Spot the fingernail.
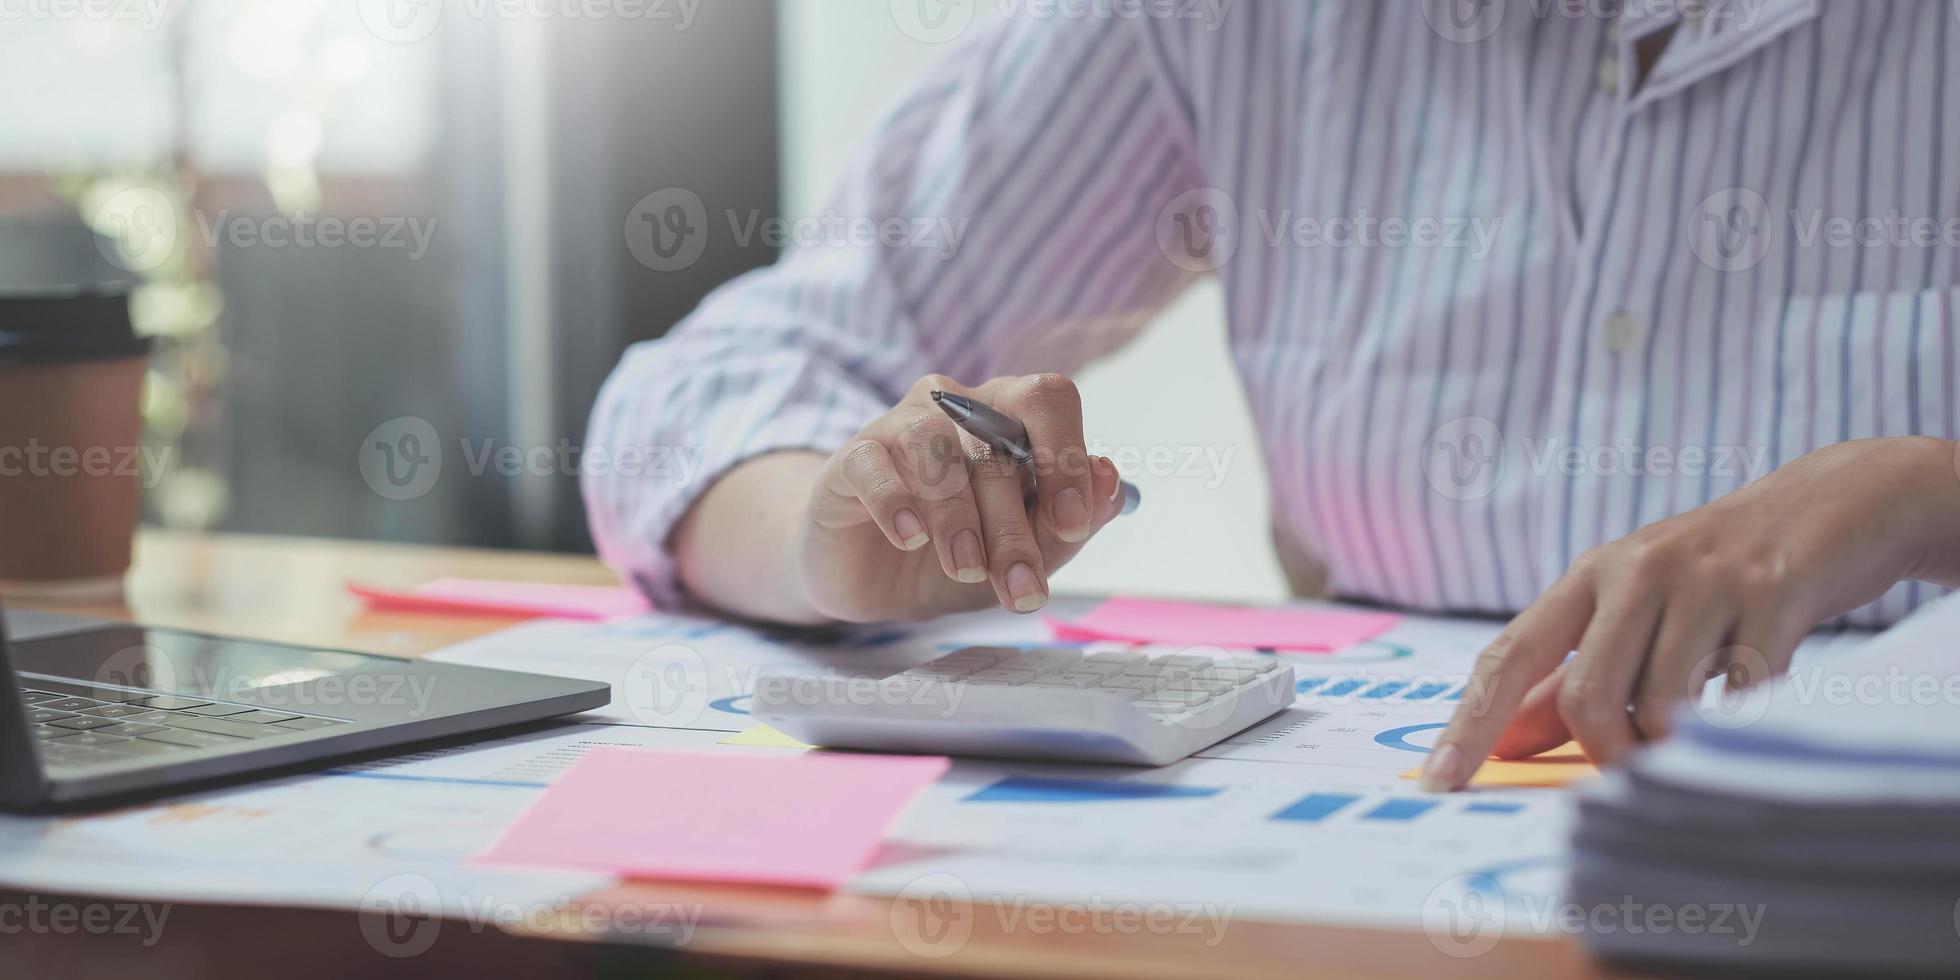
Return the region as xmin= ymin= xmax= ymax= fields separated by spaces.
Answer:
xmin=1054 ymin=489 xmax=1090 ymax=543
xmin=1005 ymin=563 xmax=1046 ymax=612
xmin=894 ymin=510 xmax=928 ymax=551
xmin=1419 ymin=744 xmax=1463 ymax=793
xmin=953 ymin=531 xmax=987 ymax=583
xmin=1098 ymin=457 xmax=1120 ymax=501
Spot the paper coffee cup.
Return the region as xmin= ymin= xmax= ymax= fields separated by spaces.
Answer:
xmin=0 ymin=286 xmax=152 ymax=600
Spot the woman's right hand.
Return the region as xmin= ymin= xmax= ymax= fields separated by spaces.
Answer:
xmin=795 ymin=373 xmax=1127 ymax=623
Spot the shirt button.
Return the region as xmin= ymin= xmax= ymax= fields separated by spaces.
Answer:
xmin=1603 ymin=312 xmax=1642 ymax=353
xmin=1597 ymin=57 xmax=1620 ymax=95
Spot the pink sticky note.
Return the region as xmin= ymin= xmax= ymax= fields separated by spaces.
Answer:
xmin=348 ymin=578 xmax=649 ymax=620
xmin=476 ymin=749 xmax=949 ymax=889
xmin=1049 ymin=597 xmax=1399 ymax=652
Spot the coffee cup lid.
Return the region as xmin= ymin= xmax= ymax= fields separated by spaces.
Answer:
xmin=0 ymin=285 xmax=151 ymax=365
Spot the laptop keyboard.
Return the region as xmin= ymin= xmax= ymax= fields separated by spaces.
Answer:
xmin=19 ymin=688 xmax=348 ymax=770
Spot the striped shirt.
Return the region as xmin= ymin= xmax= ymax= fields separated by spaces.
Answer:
xmin=585 ymin=0 xmax=1958 ymax=625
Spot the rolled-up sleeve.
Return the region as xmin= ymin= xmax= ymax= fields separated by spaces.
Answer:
xmin=584 ymin=12 xmax=1207 ymax=607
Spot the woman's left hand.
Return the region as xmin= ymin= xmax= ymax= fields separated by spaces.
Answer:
xmin=1421 ymin=436 xmax=1960 ymax=791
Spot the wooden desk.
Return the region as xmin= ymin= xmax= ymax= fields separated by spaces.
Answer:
xmin=6 ymin=531 xmax=1628 ymax=980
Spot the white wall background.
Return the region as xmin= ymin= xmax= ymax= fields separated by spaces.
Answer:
xmin=776 ymin=0 xmax=1286 ymax=602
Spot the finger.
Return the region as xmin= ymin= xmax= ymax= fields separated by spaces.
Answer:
xmin=1557 ymin=592 xmax=1664 ymax=767
xmin=820 ymin=438 xmax=927 ymax=551
xmin=889 ymin=407 xmax=988 ymax=584
xmin=1032 ymin=455 xmax=1125 ymax=568
xmin=1490 ymin=664 xmax=1572 ymax=759
xmin=995 ymin=373 xmax=1095 ymax=544
xmin=1631 ymin=599 xmax=1735 ymax=742
xmin=964 ymin=436 xmax=1048 ymax=613
xmin=1422 ymin=570 xmax=1596 ymax=791
xmin=1090 ymin=455 xmax=1124 ymax=523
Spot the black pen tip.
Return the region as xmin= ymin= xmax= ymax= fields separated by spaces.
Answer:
xmin=929 ymin=390 xmax=945 ymax=403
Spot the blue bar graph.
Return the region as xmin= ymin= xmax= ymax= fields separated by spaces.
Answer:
xmin=1362 ymin=799 xmax=1441 ymax=822
xmin=1295 ymin=677 xmax=1328 ymax=695
xmin=1270 ymin=792 xmax=1361 ymax=823
xmin=1318 ymin=678 xmax=1368 ymax=697
xmin=1267 ymin=793 xmax=1528 ymax=825
xmin=965 ymin=777 xmax=1222 ymax=804
xmin=1359 ymin=681 xmax=1407 ymax=699
xmin=1404 ymin=681 xmax=1456 ymax=700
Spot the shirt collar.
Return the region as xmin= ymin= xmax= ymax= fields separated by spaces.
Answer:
xmin=1619 ymin=0 xmax=1822 ymax=113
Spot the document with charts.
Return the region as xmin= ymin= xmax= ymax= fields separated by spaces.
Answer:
xmin=0 ymin=600 xmax=1876 ymax=931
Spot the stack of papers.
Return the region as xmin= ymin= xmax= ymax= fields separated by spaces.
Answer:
xmin=1568 ymin=594 xmax=1960 ymax=973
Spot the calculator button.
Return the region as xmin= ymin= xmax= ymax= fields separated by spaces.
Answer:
xmin=1028 ymin=672 xmax=1101 ymax=688
xmin=911 ymin=663 xmax=975 ymax=679
xmin=1138 ymin=689 xmax=1211 ymax=705
xmin=1151 ymin=654 xmax=1227 ymax=669
xmin=1005 ymin=650 xmax=1078 ymax=672
xmin=966 ymin=669 xmax=1037 ymax=685
xmin=1067 ymin=660 xmax=1127 ymax=678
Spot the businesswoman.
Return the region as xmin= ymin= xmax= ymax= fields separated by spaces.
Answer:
xmin=584 ymin=2 xmax=1960 ymax=788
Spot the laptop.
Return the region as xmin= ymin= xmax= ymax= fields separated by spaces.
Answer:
xmin=0 ymin=600 xmax=609 ymax=811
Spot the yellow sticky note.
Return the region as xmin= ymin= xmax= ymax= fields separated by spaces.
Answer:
xmin=1400 ymin=742 xmax=1597 ymax=789
xmin=718 ymin=725 xmax=814 ymax=750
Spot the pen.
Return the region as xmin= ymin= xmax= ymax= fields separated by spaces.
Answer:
xmin=930 ymin=390 xmax=1141 ymax=516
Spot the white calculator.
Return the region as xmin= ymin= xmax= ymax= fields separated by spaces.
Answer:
xmin=752 ymin=646 xmax=1296 ymax=766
